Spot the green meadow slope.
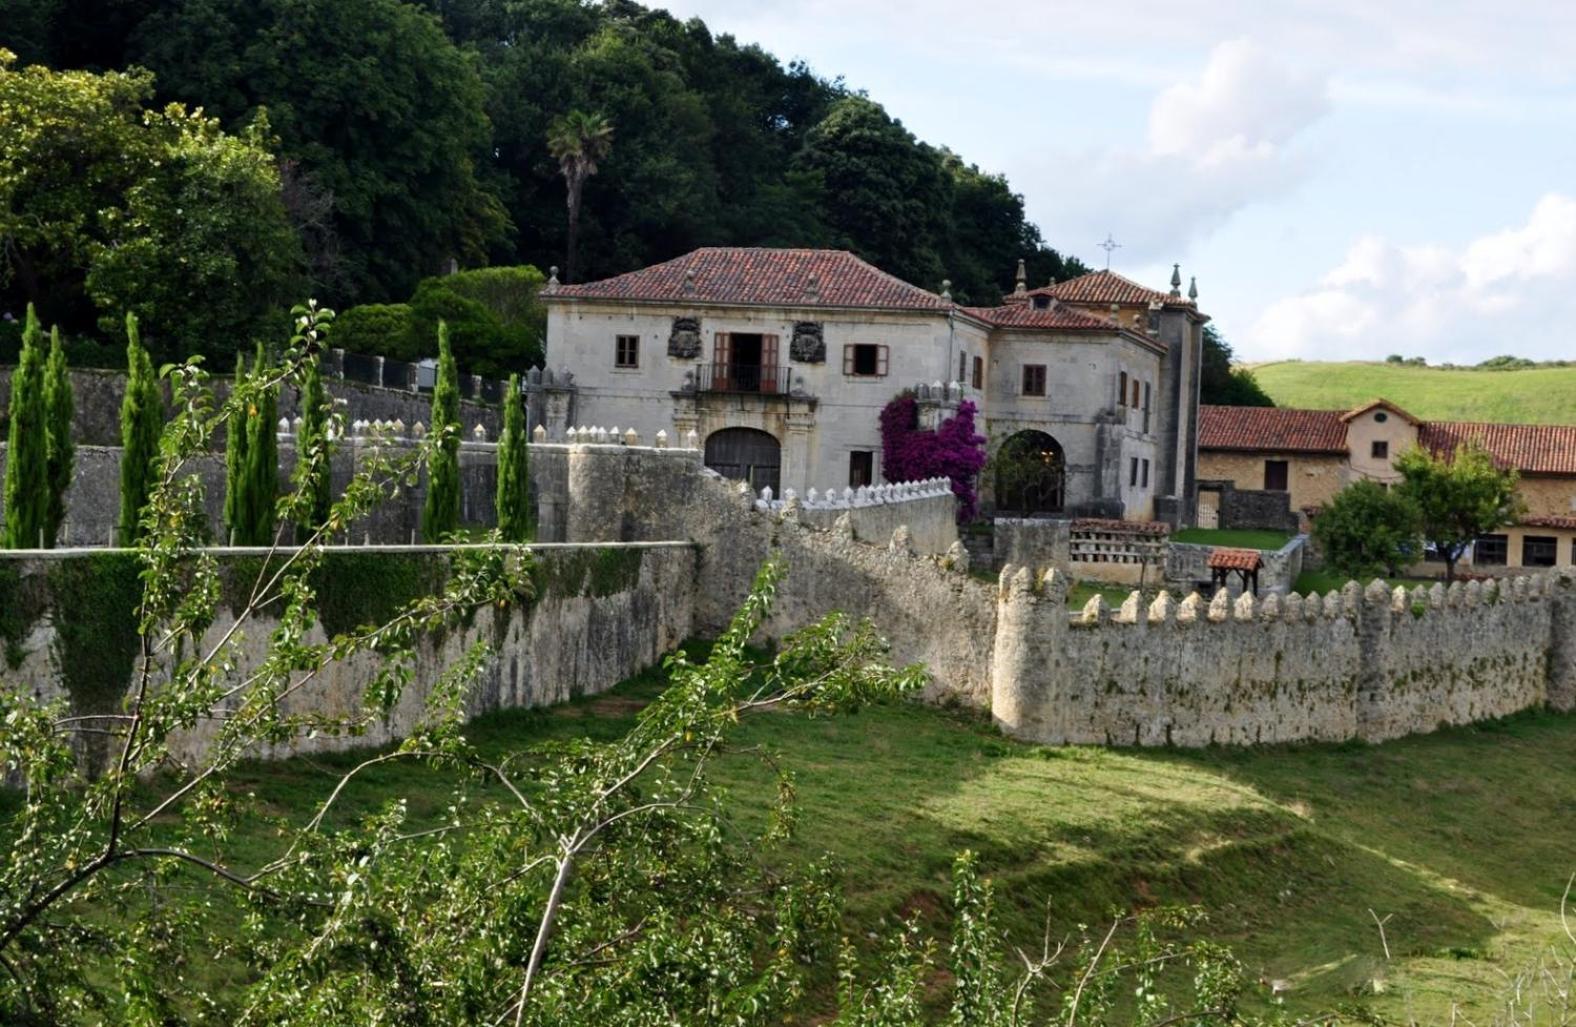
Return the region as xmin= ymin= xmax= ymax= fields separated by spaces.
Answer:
xmin=145 ymin=656 xmax=1576 ymax=1024
xmin=1248 ymin=361 xmax=1576 ymax=423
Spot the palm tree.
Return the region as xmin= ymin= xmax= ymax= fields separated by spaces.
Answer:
xmin=546 ymin=110 xmax=614 ymax=283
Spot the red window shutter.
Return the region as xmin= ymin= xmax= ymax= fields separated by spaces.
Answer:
xmin=843 ymin=345 xmax=855 ymax=374
xmin=761 ymin=334 xmax=779 ymax=393
xmin=713 ymin=332 xmax=730 ymax=364
xmin=876 ymin=345 xmax=889 ymax=377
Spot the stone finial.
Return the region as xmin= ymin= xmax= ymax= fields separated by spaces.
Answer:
xmin=1512 ymin=575 xmax=1530 ymax=600
xmin=1013 ymin=258 xmax=1027 ymax=296
xmin=1409 ymin=585 xmax=1429 ymax=612
xmin=392 ymin=418 xmax=405 ymax=435
xmin=1391 ymin=585 xmax=1409 ymax=613
xmin=685 ymin=429 xmax=699 ymax=449
xmin=1429 ymin=582 xmax=1446 ymax=608
xmin=655 ymin=428 xmax=668 ymax=448
xmin=943 ymin=540 xmax=970 ymax=575
xmin=890 ymin=525 xmax=915 ymax=555
xmin=532 ymin=424 xmax=547 ymax=443
xmin=1446 ymin=580 xmax=1464 ymax=607
xmin=941 ymin=279 xmax=952 ymax=302
xmin=1148 ymin=590 xmax=1175 ymax=624
xmin=806 ymin=487 xmax=819 ymax=507
xmin=292 ymin=415 xmax=304 ymax=433
xmin=1259 ymin=592 xmax=1281 ymax=621
xmin=1177 ymin=592 xmax=1205 ymax=624
xmin=1464 ymin=580 xmax=1482 ymax=606
xmin=472 ymin=423 xmax=488 ymax=441
xmin=832 ymin=511 xmax=855 ymax=540
xmin=1169 ymin=263 xmax=1182 ymax=297
xmin=1188 ymin=276 xmax=1198 ymax=302
xmin=277 ymin=416 xmax=291 ymax=433
xmin=624 ymin=427 xmax=639 ymax=446
xmin=759 ymin=485 xmax=774 ymax=504
xmin=1323 ymin=590 xmax=1344 ymax=619
xmin=804 ymin=272 xmax=819 ymax=302
xmin=1040 ymin=568 xmax=1068 ymax=602
xmin=682 ymin=268 xmax=697 ymax=296
xmin=1208 ymin=589 xmax=1231 ymax=622
xmin=1481 ymin=578 xmax=1499 ymax=604
xmin=1081 ymin=594 xmax=1109 ymax=625
xmin=781 ymin=494 xmax=801 ymax=522
xmin=1282 ymin=592 xmax=1304 ymax=622
xmin=547 ymin=266 xmax=560 ymax=287
xmin=1233 ymin=591 xmax=1257 ymax=621
xmin=1116 ymin=591 xmax=1143 ymax=624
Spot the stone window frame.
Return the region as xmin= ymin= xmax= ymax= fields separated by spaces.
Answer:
xmin=1371 ymin=440 xmax=1389 ymax=459
xmin=842 ymin=343 xmax=889 ymax=378
xmin=1263 ymin=459 xmax=1289 ymax=491
xmin=1021 ymin=363 xmax=1047 ymax=397
xmin=614 ymin=334 xmax=640 ymax=369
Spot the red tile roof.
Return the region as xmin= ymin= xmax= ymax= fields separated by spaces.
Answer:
xmin=1022 ymin=269 xmax=1192 ymax=308
xmin=1418 ymin=421 xmax=1576 ymax=476
xmin=1208 ymin=547 xmax=1264 ymax=571
xmin=1521 ymin=515 xmax=1576 ymax=530
xmin=959 ymin=304 xmax=1120 ymax=331
xmin=1198 ymin=405 xmax=1349 ymax=454
xmin=544 ymin=248 xmax=951 ymax=311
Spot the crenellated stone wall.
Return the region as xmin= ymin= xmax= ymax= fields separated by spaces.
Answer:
xmin=991 ymin=567 xmax=1575 ymax=747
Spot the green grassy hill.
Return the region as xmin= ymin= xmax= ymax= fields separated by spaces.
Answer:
xmin=202 ymin=657 xmax=1576 ymax=1023
xmin=1248 ymin=360 xmax=1576 ymax=423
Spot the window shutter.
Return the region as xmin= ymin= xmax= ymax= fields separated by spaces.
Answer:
xmin=876 ymin=345 xmax=889 ymax=377
xmin=761 ymin=334 xmax=779 ymax=392
xmin=1119 ymin=371 xmax=1128 ymax=406
xmin=713 ymin=332 xmax=730 ymax=364
xmin=843 ymin=345 xmax=855 ymax=375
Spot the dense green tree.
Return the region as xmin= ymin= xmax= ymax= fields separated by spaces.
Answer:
xmin=547 ymin=110 xmax=615 ymax=283
xmin=222 ymin=352 xmax=249 ymax=545
xmin=0 ymin=52 xmax=300 ymax=362
xmin=496 ymin=374 xmax=531 ymax=541
xmin=117 ymin=313 xmax=162 ymax=543
xmin=1199 ymin=325 xmax=1274 ymax=407
xmin=294 ymin=353 xmax=332 ymax=542
xmin=42 ymin=325 xmax=74 ymax=547
xmin=1312 ymin=479 xmax=1422 ymax=579
xmin=1395 ymin=443 xmax=1525 ymax=582
xmin=127 ymin=0 xmax=507 ymax=304
xmin=241 ymin=343 xmax=279 ymax=546
xmin=408 ymin=265 xmax=547 ymax=375
xmin=422 ymin=322 xmax=461 ymax=541
xmin=2 ymin=306 xmax=48 ymax=548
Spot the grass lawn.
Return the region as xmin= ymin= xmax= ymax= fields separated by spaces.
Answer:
xmin=1248 ymin=360 xmax=1576 ymax=424
xmin=137 ymin=653 xmax=1574 ymax=1024
xmin=1172 ymin=527 xmax=1292 ymax=550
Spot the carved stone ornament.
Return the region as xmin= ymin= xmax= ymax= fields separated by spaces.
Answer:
xmin=789 ymin=321 xmax=825 ymax=363
xmin=667 ymin=317 xmax=702 ymax=359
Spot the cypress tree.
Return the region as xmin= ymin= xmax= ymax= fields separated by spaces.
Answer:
xmin=243 ymin=343 xmax=279 ymax=546
xmin=43 ymin=326 xmax=75 ymax=548
xmin=223 ymin=352 xmax=251 ymax=545
xmin=295 ymin=354 xmax=332 ymax=543
xmin=118 ymin=313 xmax=163 ymax=544
xmin=422 ymin=321 xmax=461 ymax=541
xmin=496 ymin=374 xmax=531 ymax=542
xmin=2 ymin=305 xmax=48 ymax=549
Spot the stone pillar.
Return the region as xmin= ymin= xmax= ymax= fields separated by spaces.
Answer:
xmin=990 ymin=566 xmax=1068 ymax=743
xmin=1354 ymin=579 xmax=1392 ymax=741
xmin=671 ymin=394 xmax=699 ymax=449
xmin=1549 ymin=572 xmax=1576 ymax=712
xmin=566 ymin=445 xmax=626 ymax=543
xmin=782 ymin=404 xmax=816 ymax=495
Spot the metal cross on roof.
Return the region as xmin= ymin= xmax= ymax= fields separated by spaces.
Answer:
xmin=1098 ymin=234 xmax=1121 ymax=269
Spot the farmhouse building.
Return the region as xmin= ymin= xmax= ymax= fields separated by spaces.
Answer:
xmin=1198 ymin=399 xmax=1576 ymax=571
xmin=543 ymin=248 xmax=1207 ymax=523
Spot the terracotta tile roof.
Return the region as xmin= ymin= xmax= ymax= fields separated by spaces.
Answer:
xmin=1418 ymin=421 xmax=1576 ymax=476
xmin=1198 ymin=405 xmax=1349 ymax=454
xmin=544 ymin=247 xmax=950 ymax=311
xmin=1521 ymin=515 xmax=1576 ymax=530
xmin=1340 ymin=398 xmax=1421 ymax=424
xmin=1208 ymin=547 xmax=1264 ymax=571
xmin=1021 ymin=269 xmax=1191 ymax=308
xmin=959 ymin=304 xmax=1119 ymax=331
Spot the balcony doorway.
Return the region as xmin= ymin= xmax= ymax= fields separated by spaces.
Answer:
xmin=704 ymin=427 xmax=781 ymax=496
xmin=708 ymin=333 xmax=782 ymax=393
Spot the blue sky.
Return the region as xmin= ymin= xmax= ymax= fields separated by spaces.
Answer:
xmin=657 ymin=0 xmax=1576 ymax=364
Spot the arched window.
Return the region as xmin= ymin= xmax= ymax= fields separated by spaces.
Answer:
xmin=704 ymin=428 xmax=781 ymax=495
xmin=994 ymin=430 xmax=1065 ymax=515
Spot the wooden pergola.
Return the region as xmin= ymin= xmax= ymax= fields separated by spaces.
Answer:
xmin=1208 ymin=547 xmax=1263 ymax=596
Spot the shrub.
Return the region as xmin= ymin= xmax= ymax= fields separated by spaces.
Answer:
xmin=1312 ymin=479 xmax=1421 ymax=578
xmin=331 ymin=303 xmax=418 ymax=361
xmin=408 ymin=266 xmax=546 ymax=377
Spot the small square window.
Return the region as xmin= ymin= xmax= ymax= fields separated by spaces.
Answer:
xmin=1475 ymin=534 xmax=1508 ymax=566
xmin=614 ymin=334 xmax=639 ymax=368
xmin=1523 ymin=535 xmax=1557 ymax=567
xmin=1021 ymin=364 xmax=1046 ymax=397
xmin=1031 ymin=295 xmax=1051 ymax=310
xmin=1371 ymin=440 xmax=1389 ymax=459
xmin=849 ymin=450 xmax=874 ymax=488
xmin=843 ymin=343 xmax=888 ymax=377
xmin=1264 ymin=460 xmax=1289 ymax=491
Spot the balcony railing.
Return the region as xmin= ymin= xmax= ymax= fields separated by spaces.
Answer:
xmin=693 ymin=362 xmax=792 ymax=395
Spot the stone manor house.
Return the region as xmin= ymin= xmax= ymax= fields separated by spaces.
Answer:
xmin=543 ymin=248 xmax=1208 ymax=524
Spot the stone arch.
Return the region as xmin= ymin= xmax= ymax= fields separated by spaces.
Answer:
xmin=704 ymin=427 xmax=781 ymax=495
xmin=994 ymin=430 xmax=1065 ymax=515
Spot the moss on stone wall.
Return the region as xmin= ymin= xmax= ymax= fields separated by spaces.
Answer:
xmin=311 ymin=552 xmax=451 ymax=638
xmin=46 ymin=553 xmax=143 ymax=721
xmin=0 ymin=563 xmax=48 ymax=669
xmin=532 ymin=547 xmax=644 ymax=599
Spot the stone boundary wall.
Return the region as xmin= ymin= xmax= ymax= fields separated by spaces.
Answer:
xmin=753 ymin=478 xmax=959 ymax=557
xmin=992 ymin=569 xmax=1576 ymax=747
xmin=0 ymin=542 xmax=696 ymax=764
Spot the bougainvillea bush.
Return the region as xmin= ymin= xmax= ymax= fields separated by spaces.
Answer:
xmin=879 ymin=392 xmax=988 ymax=520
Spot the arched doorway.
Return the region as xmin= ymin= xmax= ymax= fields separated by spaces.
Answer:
xmin=994 ymin=431 xmax=1065 ymax=515
xmin=704 ymin=428 xmax=781 ymax=495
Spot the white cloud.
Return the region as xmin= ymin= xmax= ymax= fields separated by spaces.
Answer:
xmin=1246 ymin=194 xmax=1576 ymax=363
xmin=1030 ymin=40 xmax=1328 ymax=262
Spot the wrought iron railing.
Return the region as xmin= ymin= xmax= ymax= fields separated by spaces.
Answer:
xmin=692 ymin=362 xmax=792 ymax=395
